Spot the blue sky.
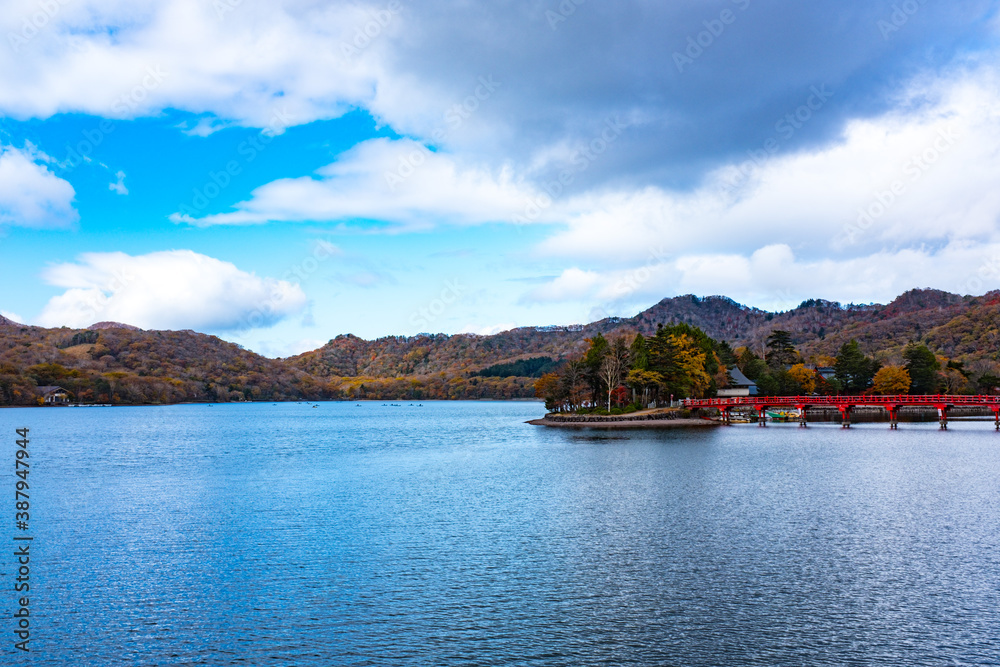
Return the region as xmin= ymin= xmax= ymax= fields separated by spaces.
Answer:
xmin=2 ymin=0 xmax=1000 ymax=356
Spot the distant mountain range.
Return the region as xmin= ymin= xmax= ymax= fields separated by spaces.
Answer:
xmin=2 ymin=288 xmax=999 ymax=404
xmin=290 ymin=288 xmax=1000 ymax=376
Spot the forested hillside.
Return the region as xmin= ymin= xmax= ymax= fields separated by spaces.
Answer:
xmin=284 ymin=327 xmax=612 ymax=401
xmin=628 ymin=290 xmax=972 ymax=359
xmin=291 ymin=288 xmax=1000 ymax=380
xmin=0 ymin=322 xmax=324 ymax=405
xmin=3 ymin=287 xmax=1000 ymax=405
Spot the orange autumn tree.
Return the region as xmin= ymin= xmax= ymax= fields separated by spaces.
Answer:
xmin=872 ymin=366 xmax=911 ymax=394
xmin=534 ymin=372 xmax=562 ymax=410
xmin=788 ymin=363 xmax=817 ymax=394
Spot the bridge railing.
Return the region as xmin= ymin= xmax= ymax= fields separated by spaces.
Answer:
xmin=683 ymin=394 xmax=1000 ymax=408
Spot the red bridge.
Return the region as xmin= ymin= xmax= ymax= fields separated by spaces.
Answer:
xmin=682 ymin=395 xmax=1000 ymax=429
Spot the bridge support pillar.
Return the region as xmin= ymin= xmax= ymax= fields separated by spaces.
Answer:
xmin=888 ymin=406 xmax=899 ymax=430
xmin=722 ymin=407 xmax=731 ymax=425
xmin=757 ymin=406 xmax=767 ymax=426
xmin=936 ymin=405 xmax=949 ymax=430
xmin=993 ymin=407 xmax=1000 ymax=431
xmin=838 ymin=405 xmax=852 ymax=428
xmin=796 ymin=405 xmax=807 ymax=428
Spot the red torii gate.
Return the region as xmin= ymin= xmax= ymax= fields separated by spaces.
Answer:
xmin=682 ymin=395 xmax=1000 ymax=430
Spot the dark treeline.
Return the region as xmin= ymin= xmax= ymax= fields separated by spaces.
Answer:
xmin=472 ymin=357 xmax=561 ymax=378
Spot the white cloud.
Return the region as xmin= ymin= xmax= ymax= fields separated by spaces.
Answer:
xmin=524 ymin=268 xmax=603 ymax=303
xmin=0 ymin=0 xmax=383 ymax=128
xmin=172 ymin=138 xmax=541 ymax=229
xmin=525 ymin=242 xmax=1000 ymax=313
xmin=1 ymin=310 xmax=24 ymax=323
xmin=0 ymin=0 xmax=994 ymax=191
xmin=536 ymin=72 xmax=1000 ymax=265
xmin=517 ymin=71 xmax=1000 ymax=309
xmin=0 ymin=144 xmax=77 ymax=228
xmin=36 ymin=250 xmax=307 ymax=331
xmin=168 ymin=65 xmax=1000 ymax=258
xmin=108 ymin=170 xmax=128 ymax=195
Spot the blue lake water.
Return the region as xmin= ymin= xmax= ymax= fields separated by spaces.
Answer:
xmin=4 ymin=401 xmax=1000 ymax=665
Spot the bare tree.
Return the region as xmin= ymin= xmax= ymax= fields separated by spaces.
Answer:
xmin=600 ymin=335 xmax=631 ymax=409
xmin=561 ymin=360 xmax=588 ymax=411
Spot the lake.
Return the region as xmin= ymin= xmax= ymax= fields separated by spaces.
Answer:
xmin=5 ymin=401 xmax=999 ymax=665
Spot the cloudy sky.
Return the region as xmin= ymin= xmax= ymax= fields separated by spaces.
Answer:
xmin=1 ymin=0 xmax=999 ymax=356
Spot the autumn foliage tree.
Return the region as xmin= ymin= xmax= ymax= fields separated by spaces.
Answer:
xmin=535 ymin=324 xmax=725 ymax=412
xmin=626 ymin=369 xmax=662 ymax=408
xmin=787 ymin=363 xmax=817 ymax=394
xmin=649 ymin=332 xmax=711 ymax=399
xmin=872 ymin=366 xmax=911 ymax=394
xmin=534 ymin=372 xmax=562 ymax=410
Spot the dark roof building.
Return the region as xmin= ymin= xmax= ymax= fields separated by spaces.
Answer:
xmin=37 ymin=386 xmax=73 ymax=404
xmin=719 ymin=368 xmax=758 ymax=397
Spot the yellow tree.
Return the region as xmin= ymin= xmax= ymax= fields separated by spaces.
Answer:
xmin=872 ymin=366 xmax=911 ymax=394
xmin=668 ymin=334 xmax=711 ymax=398
xmin=788 ymin=363 xmax=817 ymax=394
xmin=626 ymin=369 xmax=663 ymax=408
xmin=814 ymin=354 xmax=837 ymax=368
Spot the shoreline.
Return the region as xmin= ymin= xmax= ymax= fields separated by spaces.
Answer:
xmin=527 ymin=417 xmax=719 ymax=429
xmin=0 ymin=398 xmax=546 ymax=409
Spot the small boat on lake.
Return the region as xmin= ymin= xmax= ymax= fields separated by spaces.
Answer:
xmin=766 ymin=409 xmax=801 ymax=423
